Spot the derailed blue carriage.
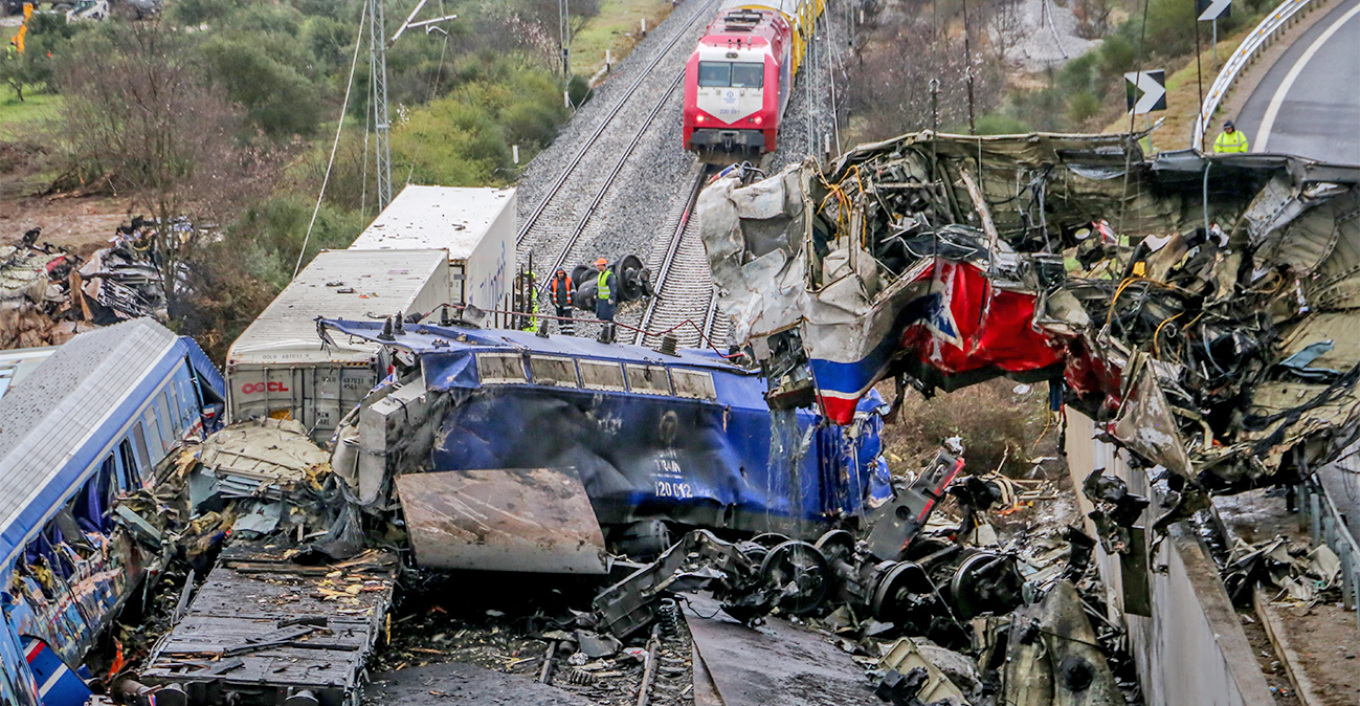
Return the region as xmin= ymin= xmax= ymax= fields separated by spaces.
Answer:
xmin=0 ymin=319 xmax=225 ymax=706
xmin=321 ymin=319 xmax=891 ymax=572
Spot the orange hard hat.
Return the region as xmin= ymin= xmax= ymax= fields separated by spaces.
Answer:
xmin=595 ymin=257 xmax=608 ymax=266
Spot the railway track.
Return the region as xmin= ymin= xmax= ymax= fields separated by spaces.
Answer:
xmin=536 ymin=68 xmax=692 ymax=286
xmin=631 ymin=166 xmax=717 ymax=348
xmin=517 ymin=0 xmax=720 ymax=270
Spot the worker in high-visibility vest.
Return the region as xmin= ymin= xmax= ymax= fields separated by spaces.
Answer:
xmin=594 ymin=258 xmax=618 ymax=343
xmin=1213 ymin=120 xmax=1249 ymax=154
xmin=549 ymin=268 xmax=575 ymax=335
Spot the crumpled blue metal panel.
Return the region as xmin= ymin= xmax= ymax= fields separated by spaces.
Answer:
xmin=430 ymin=388 xmax=890 ymax=530
xmin=420 ymin=352 xmax=479 ymax=391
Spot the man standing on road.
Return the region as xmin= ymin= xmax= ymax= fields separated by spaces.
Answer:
xmin=1214 ymin=120 xmax=1250 ymax=154
xmin=594 ymin=257 xmax=618 ymax=343
xmin=550 ymin=267 xmax=575 ymax=335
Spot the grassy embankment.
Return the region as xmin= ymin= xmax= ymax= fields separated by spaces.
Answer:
xmin=570 ymin=0 xmax=675 ymax=77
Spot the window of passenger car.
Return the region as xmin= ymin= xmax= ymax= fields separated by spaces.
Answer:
xmin=671 ymin=369 xmax=718 ymax=400
xmin=579 ymin=360 xmax=626 ymax=391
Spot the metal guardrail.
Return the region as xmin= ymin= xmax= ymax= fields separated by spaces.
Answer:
xmin=1299 ymin=477 xmax=1360 ymax=629
xmin=1193 ymin=0 xmax=1324 ymax=149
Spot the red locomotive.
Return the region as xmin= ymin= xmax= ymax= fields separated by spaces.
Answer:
xmin=682 ymin=0 xmax=823 ymax=160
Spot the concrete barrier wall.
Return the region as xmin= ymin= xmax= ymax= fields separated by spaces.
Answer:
xmin=1065 ymin=411 xmax=1275 ymax=706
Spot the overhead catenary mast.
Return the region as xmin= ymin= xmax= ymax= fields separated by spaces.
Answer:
xmin=367 ymin=0 xmax=456 ymax=211
xmin=369 ymin=0 xmax=392 ymax=210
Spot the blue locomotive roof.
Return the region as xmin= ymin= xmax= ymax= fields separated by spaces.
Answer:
xmin=321 ymin=318 xmax=747 ymax=374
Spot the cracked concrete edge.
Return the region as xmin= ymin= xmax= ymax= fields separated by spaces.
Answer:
xmin=1253 ymin=583 xmax=1325 ymax=706
xmin=1214 ymin=0 xmax=1342 ymax=126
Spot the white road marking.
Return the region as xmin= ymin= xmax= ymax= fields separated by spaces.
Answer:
xmin=1256 ymin=1 xmax=1360 ymax=152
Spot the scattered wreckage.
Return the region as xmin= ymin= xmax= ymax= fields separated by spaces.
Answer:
xmin=699 ymin=130 xmax=1360 ymax=506
xmin=26 ymin=130 xmax=1360 ymax=706
xmin=0 ymin=319 xmax=225 ymax=706
xmin=114 ymin=418 xmax=397 ymax=706
xmin=2 ymin=218 xmax=193 ymax=348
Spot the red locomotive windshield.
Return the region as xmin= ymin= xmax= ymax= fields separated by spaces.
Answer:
xmin=697 ymin=61 xmax=765 ymax=88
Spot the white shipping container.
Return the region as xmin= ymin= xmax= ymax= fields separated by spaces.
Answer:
xmin=225 ymin=249 xmax=450 ymax=442
xmin=349 ymin=185 xmax=516 ymax=312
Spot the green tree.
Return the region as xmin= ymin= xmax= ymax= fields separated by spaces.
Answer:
xmin=58 ymin=22 xmax=280 ymax=314
xmin=1 ymin=48 xmax=43 ymax=102
xmin=202 ymin=37 xmax=323 ymax=137
xmin=1 ymin=13 xmax=81 ymax=101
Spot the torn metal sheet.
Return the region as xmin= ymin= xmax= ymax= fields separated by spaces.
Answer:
xmin=1002 ymin=580 xmax=1122 ymax=706
xmin=878 ymin=637 xmax=969 ymax=704
xmin=1223 ymin=534 xmax=1343 ymax=605
xmin=197 ymin=418 xmax=330 ymax=497
xmin=394 ymin=468 xmax=609 ymax=574
xmin=682 ymin=594 xmax=884 ymax=706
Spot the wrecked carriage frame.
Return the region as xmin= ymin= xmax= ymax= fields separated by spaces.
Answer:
xmin=699 ymin=130 xmax=1360 ymax=502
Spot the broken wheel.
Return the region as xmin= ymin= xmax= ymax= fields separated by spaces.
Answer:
xmin=760 ymin=540 xmax=829 ymax=616
xmin=949 ymin=551 xmax=1024 ymax=620
xmin=813 ymin=529 xmax=856 ymax=562
xmin=870 ymin=561 xmax=936 ymax=623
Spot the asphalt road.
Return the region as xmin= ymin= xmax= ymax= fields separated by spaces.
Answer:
xmin=1231 ymin=0 xmax=1360 ymax=163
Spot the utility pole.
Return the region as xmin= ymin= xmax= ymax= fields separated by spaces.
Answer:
xmin=559 ymin=0 xmax=571 ymax=78
xmin=369 ymin=0 xmax=392 ymax=210
xmin=368 ymin=0 xmax=456 ymax=211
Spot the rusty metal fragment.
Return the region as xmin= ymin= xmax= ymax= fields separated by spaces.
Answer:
xmin=395 ymin=468 xmax=609 ymax=574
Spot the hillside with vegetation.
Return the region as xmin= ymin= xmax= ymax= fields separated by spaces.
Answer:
xmin=0 ymin=0 xmax=667 ymax=356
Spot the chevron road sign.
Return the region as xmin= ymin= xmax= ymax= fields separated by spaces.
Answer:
xmin=1124 ymin=70 xmax=1167 ymax=115
xmin=1197 ymin=0 xmax=1231 ymax=21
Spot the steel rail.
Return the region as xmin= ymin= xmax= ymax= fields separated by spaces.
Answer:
xmin=633 ymin=168 xmax=710 ymax=345
xmin=517 ymin=0 xmax=719 ymax=245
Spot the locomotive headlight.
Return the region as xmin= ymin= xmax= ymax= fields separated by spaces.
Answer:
xmin=696 ymin=114 xmax=706 ymax=123
xmin=752 ymin=115 xmax=764 ymax=125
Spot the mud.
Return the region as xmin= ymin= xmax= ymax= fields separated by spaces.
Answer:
xmin=365 ymin=662 xmax=596 ymax=706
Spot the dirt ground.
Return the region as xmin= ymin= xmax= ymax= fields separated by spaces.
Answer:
xmin=0 ymin=189 xmax=131 ymax=259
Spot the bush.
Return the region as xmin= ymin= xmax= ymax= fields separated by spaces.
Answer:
xmin=228 ymin=194 xmax=363 ymax=290
xmin=879 ymin=378 xmax=1050 ymax=478
xmin=391 ymin=59 xmax=568 ymax=185
xmin=974 ymin=112 xmax=1032 ymax=135
xmin=1066 ymin=91 xmax=1103 ymax=125
xmin=203 ymin=38 xmax=323 ymax=137
xmin=169 ymin=0 xmax=253 ymax=26
xmin=1143 ymin=0 xmax=1198 ymax=58
xmin=568 ymin=73 xmax=593 ymax=107
xmin=1096 ymin=32 xmax=1138 ymax=79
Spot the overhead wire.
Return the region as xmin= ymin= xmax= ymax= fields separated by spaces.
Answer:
xmin=293 ymin=2 xmax=368 ymax=280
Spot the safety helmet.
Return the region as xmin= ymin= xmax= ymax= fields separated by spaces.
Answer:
xmin=595 ymin=257 xmax=608 ymax=266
